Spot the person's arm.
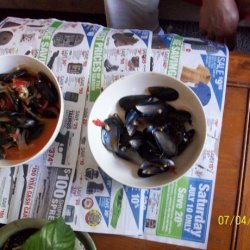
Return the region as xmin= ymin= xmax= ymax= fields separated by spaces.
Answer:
xmin=199 ymin=0 xmax=239 ymax=50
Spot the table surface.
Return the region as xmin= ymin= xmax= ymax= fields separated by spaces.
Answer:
xmin=89 ymin=51 xmax=250 ymax=249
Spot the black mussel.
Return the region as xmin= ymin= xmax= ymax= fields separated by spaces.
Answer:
xmin=119 ymin=129 xmax=131 ymax=148
xmin=166 ymin=121 xmax=186 ymax=145
xmin=112 ymin=113 xmax=124 ymax=126
xmin=125 ymin=108 xmax=140 ymax=136
xmin=129 ymin=136 xmax=144 ymax=151
xmin=125 ymin=123 xmax=138 ymax=137
xmin=138 ymin=158 xmax=175 ymax=177
xmin=125 ymin=108 xmax=140 ymax=125
xmin=101 ymin=113 xmax=123 ymax=153
xmin=128 ymin=131 xmax=145 ymax=150
xmin=24 ymin=123 xmax=45 ymax=144
xmin=37 ymin=71 xmax=58 ymax=104
xmin=177 ymin=129 xmax=195 ymax=155
xmin=28 ymin=98 xmax=45 ymax=115
xmin=142 ymin=125 xmax=160 ymax=148
xmin=137 ymin=141 xmax=162 ymax=161
xmin=148 ymin=86 xmax=179 ymax=101
xmin=119 ymin=95 xmax=153 ymax=111
xmin=152 ymin=126 xmax=178 ymax=157
xmin=166 ymin=110 xmax=192 ymax=125
xmin=115 ymin=146 xmax=143 ymax=165
xmin=136 ymin=115 xmax=156 ymax=125
xmin=0 ymin=68 xmax=28 ymax=83
xmin=135 ymin=101 xmax=171 ymax=117
xmin=119 ymin=130 xmax=144 ymax=150
xmin=136 ymin=115 xmax=167 ymax=131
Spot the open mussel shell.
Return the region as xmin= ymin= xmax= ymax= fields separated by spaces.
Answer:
xmin=138 ymin=158 xmax=175 ymax=177
xmin=148 ymin=86 xmax=179 ymax=101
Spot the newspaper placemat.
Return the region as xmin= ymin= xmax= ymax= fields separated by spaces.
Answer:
xmin=0 ymin=17 xmax=229 ymax=249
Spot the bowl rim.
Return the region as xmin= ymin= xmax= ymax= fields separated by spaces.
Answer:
xmin=0 ymin=54 xmax=64 ymax=168
xmin=87 ymin=72 xmax=207 ymax=188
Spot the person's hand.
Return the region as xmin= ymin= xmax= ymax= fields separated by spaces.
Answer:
xmin=199 ymin=0 xmax=239 ymax=50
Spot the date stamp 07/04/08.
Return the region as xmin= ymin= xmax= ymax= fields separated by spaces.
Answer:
xmin=218 ymin=215 xmax=250 ymax=226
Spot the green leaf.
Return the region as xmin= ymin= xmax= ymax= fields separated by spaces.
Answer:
xmin=21 ymin=217 xmax=75 ymax=250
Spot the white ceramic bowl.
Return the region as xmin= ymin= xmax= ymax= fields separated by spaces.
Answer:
xmin=0 ymin=55 xmax=64 ymax=168
xmin=88 ymin=72 xmax=206 ymax=188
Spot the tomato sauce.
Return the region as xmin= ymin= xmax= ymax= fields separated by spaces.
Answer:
xmin=5 ymin=118 xmax=58 ymax=161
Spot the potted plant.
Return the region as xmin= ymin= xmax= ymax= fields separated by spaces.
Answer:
xmin=0 ymin=217 xmax=96 ymax=250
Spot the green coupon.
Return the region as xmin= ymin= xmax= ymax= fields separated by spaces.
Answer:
xmin=156 ymin=177 xmax=188 ymax=238
xmin=89 ymin=28 xmax=109 ymax=102
xmin=166 ymin=35 xmax=183 ymax=78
